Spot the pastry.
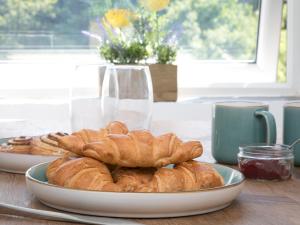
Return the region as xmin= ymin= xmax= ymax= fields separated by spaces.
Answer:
xmin=46 ymin=154 xmax=70 ymax=181
xmin=0 ymin=133 xmax=75 ymax=156
xmin=113 ymin=161 xmax=224 ymax=192
xmin=31 ymin=132 xmax=71 ymax=156
xmin=47 ymin=157 xmax=121 ymax=192
xmin=56 ymin=121 xmax=129 ymax=155
xmin=83 ymin=130 xmax=203 ymax=167
xmin=47 ymin=158 xmax=224 ymax=193
xmin=112 ymin=167 xmax=156 ymax=192
xmin=0 ymin=136 xmax=32 ymax=154
xmin=137 ymin=161 xmax=224 ymax=192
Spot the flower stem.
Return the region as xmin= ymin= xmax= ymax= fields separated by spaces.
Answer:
xmin=155 ymin=12 xmax=159 ymax=47
xmin=140 ymin=8 xmax=146 ymax=44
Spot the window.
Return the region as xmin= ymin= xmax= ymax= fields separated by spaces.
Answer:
xmin=277 ymin=1 xmax=287 ymax=83
xmin=0 ymin=0 xmax=298 ymax=99
xmin=0 ymin=0 xmax=260 ymax=59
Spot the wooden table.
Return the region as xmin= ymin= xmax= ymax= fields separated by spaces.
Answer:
xmin=0 ymin=166 xmax=299 ymax=225
xmin=0 ymin=120 xmax=299 ymax=225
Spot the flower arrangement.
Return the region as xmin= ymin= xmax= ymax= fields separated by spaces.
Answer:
xmin=83 ymin=0 xmax=177 ymax=65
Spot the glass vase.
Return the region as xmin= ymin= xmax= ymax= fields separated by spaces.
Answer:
xmin=101 ymin=65 xmax=153 ymax=130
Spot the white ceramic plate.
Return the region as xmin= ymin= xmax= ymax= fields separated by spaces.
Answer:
xmin=26 ymin=162 xmax=245 ymax=218
xmin=0 ymin=138 xmax=59 ymax=174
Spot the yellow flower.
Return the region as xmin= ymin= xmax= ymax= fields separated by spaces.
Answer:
xmin=141 ymin=0 xmax=170 ymax=12
xmin=105 ymin=9 xmax=131 ymax=28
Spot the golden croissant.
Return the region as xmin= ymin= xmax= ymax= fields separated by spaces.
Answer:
xmin=47 ymin=157 xmax=121 ymax=192
xmin=113 ymin=161 xmax=224 ymax=192
xmin=56 ymin=121 xmax=128 ymax=155
xmin=140 ymin=161 xmax=224 ymax=192
xmin=47 ymin=157 xmax=223 ymax=192
xmin=83 ymin=130 xmax=203 ymax=167
xmin=112 ymin=167 xmax=156 ymax=192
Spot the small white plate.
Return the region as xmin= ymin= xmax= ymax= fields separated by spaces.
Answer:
xmin=0 ymin=138 xmax=59 ymax=174
xmin=0 ymin=152 xmax=59 ymax=174
xmin=26 ymin=162 xmax=245 ymax=218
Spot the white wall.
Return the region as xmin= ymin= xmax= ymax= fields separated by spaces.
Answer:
xmin=0 ymin=100 xmax=287 ymax=142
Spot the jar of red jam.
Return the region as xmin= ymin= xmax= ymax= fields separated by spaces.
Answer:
xmin=238 ymin=144 xmax=294 ymax=180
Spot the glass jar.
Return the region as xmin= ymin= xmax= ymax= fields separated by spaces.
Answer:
xmin=238 ymin=144 xmax=294 ymax=180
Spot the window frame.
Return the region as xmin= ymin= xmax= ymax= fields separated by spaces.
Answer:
xmin=287 ymin=0 xmax=300 ymax=95
xmin=0 ymin=0 xmax=298 ymax=99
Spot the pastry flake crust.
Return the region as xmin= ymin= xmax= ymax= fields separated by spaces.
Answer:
xmin=47 ymin=158 xmax=223 ymax=193
xmin=47 ymin=157 xmax=121 ymax=192
xmin=83 ymin=131 xmax=203 ymax=167
xmin=114 ymin=161 xmax=224 ymax=192
xmin=55 ymin=121 xmax=129 ymax=155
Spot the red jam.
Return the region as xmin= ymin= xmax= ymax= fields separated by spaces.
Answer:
xmin=238 ymin=144 xmax=294 ymax=181
xmin=238 ymin=159 xmax=292 ymax=180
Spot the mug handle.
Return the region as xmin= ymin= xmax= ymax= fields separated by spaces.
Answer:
xmin=255 ymin=110 xmax=277 ymax=145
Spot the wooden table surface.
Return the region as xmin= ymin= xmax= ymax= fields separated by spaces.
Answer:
xmin=0 ymin=166 xmax=299 ymax=225
xmin=0 ymin=120 xmax=299 ymax=225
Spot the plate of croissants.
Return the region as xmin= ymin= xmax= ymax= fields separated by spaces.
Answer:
xmin=24 ymin=121 xmax=244 ymax=218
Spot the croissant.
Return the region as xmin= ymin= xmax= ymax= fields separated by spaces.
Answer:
xmin=0 ymin=136 xmax=32 ymax=154
xmin=48 ymin=158 xmax=224 ymax=192
xmin=83 ymin=130 xmax=203 ymax=167
xmin=56 ymin=121 xmax=128 ymax=155
xmin=112 ymin=167 xmax=156 ymax=192
xmin=113 ymin=161 xmax=224 ymax=192
xmin=46 ymin=155 xmax=71 ymax=182
xmin=145 ymin=161 xmax=224 ymax=192
xmin=47 ymin=157 xmax=121 ymax=192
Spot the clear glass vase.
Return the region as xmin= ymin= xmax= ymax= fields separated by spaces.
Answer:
xmin=101 ymin=65 xmax=153 ymax=130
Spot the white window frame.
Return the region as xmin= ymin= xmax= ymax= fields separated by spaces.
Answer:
xmin=0 ymin=0 xmax=298 ymax=99
xmin=180 ymin=0 xmax=300 ymax=98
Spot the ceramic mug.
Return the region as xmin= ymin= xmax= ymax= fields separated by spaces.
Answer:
xmin=212 ymin=101 xmax=277 ymax=164
xmin=283 ymin=102 xmax=300 ymax=166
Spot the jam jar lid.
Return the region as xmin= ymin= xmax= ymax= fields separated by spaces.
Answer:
xmin=238 ymin=144 xmax=294 ymax=159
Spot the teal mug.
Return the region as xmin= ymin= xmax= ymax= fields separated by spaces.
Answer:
xmin=283 ymin=102 xmax=300 ymax=166
xmin=212 ymin=101 xmax=277 ymax=164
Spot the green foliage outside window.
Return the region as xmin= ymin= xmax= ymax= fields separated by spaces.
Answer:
xmin=0 ymin=0 xmax=259 ymax=57
xmin=0 ymin=0 xmax=287 ymax=81
xmin=277 ymin=2 xmax=287 ymax=83
xmin=163 ymin=0 xmax=259 ymax=60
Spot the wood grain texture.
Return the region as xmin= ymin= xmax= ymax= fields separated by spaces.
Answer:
xmin=0 ymin=124 xmax=298 ymax=225
xmin=149 ymin=64 xmax=177 ymax=102
xmin=0 ymin=167 xmax=299 ymax=225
